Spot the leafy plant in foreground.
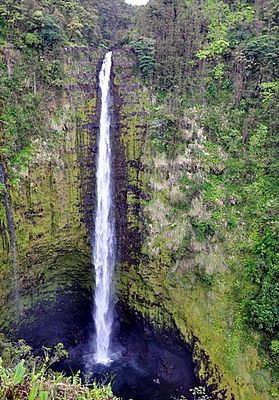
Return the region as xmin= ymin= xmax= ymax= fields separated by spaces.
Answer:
xmin=0 ymin=335 xmax=117 ymax=400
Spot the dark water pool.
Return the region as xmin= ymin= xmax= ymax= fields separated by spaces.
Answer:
xmin=17 ymin=296 xmax=199 ymax=400
xmin=60 ymin=310 xmax=198 ymax=400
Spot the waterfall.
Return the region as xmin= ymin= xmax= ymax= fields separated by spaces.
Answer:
xmin=92 ymin=51 xmax=115 ymax=365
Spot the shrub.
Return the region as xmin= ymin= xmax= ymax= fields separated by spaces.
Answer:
xmin=41 ymin=15 xmax=64 ymax=48
xmin=129 ymin=37 xmax=155 ymax=80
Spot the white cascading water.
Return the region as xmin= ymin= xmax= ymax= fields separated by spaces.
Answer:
xmin=93 ymin=51 xmax=115 ymax=365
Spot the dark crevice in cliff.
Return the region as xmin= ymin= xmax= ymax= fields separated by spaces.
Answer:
xmin=112 ymin=49 xmax=147 ymax=267
xmin=111 ymin=58 xmax=130 ymax=265
xmin=80 ymin=52 xmax=105 ymax=236
xmin=82 ymin=50 xmax=143 ymax=266
xmin=0 ymin=161 xmax=19 ymax=308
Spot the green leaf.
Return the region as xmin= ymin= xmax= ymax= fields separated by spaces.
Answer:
xmin=13 ymin=360 xmax=26 ymax=386
xmin=28 ymin=384 xmax=39 ymax=400
xmin=39 ymin=391 xmax=49 ymax=400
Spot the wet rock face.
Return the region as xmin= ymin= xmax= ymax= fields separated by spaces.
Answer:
xmin=0 ymin=47 xmax=143 ymax=331
xmin=111 ymin=49 xmax=145 ymax=267
xmin=0 ymin=47 xmax=145 ymax=349
xmin=0 ymin=48 xmax=222 ymax=399
xmin=17 ymin=290 xmax=92 ymax=351
xmin=12 ymin=244 xmax=93 ymax=349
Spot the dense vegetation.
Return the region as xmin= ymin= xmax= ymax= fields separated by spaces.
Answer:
xmin=0 ymin=335 xmax=118 ymax=400
xmin=0 ymin=0 xmax=132 ymax=179
xmin=135 ymin=0 xmax=279 ymax=364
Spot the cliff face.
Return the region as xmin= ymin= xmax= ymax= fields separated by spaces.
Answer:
xmin=0 ymin=46 xmax=277 ymax=399
xmin=0 ymin=46 xmax=105 ymax=345
xmin=0 ymin=1 xmax=278 ymax=398
xmin=116 ymin=76 xmax=278 ymax=400
xmin=119 ymin=1 xmax=278 ymax=398
xmin=113 ymin=51 xmax=237 ymax=399
xmin=0 ymin=45 xmax=145 ymax=347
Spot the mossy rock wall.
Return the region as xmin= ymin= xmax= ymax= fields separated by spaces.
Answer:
xmin=112 ymin=52 xmax=277 ymax=399
xmin=0 ymin=46 xmax=277 ymax=400
xmin=0 ymin=47 xmax=104 ymax=343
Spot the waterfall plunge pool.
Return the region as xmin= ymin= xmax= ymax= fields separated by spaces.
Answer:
xmin=56 ymin=305 xmax=199 ymax=400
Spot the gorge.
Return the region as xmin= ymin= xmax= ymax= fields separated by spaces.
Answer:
xmin=0 ymin=0 xmax=278 ymax=400
xmin=63 ymin=50 xmax=198 ymax=400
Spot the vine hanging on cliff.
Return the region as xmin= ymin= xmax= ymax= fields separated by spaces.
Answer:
xmin=129 ymin=37 xmax=155 ymax=81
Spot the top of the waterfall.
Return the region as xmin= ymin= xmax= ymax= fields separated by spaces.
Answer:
xmin=125 ymin=0 xmax=149 ymax=5
xmin=101 ymin=52 xmax=112 ymax=75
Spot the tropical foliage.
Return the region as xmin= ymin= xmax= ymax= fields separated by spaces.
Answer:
xmin=0 ymin=335 xmax=117 ymax=400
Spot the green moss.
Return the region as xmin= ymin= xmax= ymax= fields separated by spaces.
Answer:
xmin=0 ymin=47 xmax=101 ymax=331
xmin=115 ymin=72 xmax=278 ymax=398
